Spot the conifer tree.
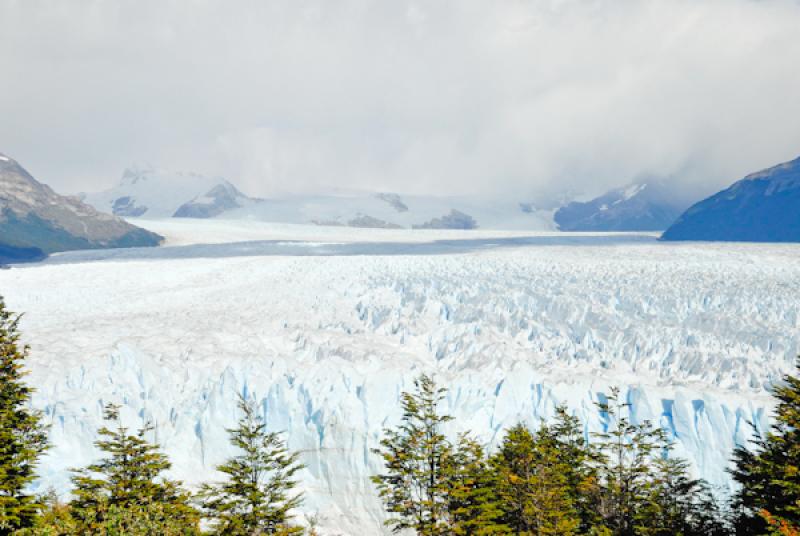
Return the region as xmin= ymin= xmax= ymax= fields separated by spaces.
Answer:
xmin=490 ymin=422 xmax=581 ymax=535
xmin=549 ymin=406 xmax=604 ymax=532
xmin=69 ymin=403 xmax=199 ymax=534
xmin=199 ymin=395 xmax=304 ymax=535
xmin=446 ymin=434 xmax=508 ymax=535
xmin=372 ymin=374 xmax=454 ymax=535
xmin=593 ymin=388 xmax=665 ymax=536
xmin=731 ymin=357 xmax=800 ymax=534
xmin=0 ymin=299 xmax=48 ymax=533
xmin=636 ymin=452 xmax=728 ymax=535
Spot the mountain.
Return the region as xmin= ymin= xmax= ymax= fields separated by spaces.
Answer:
xmin=554 ymin=181 xmax=687 ymax=232
xmin=83 ymin=164 xmax=260 ymax=219
xmin=662 ymin=156 xmax=800 ymax=242
xmin=84 ymin=165 xmax=557 ymax=230
xmin=226 ymin=191 xmax=554 ymax=230
xmin=0 ymin=153 xmax=162 ymax=262
xmin=82 ymin=164 xmax=570 ymax=230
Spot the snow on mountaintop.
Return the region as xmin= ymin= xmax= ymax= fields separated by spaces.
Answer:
xmin=555 ymin=180 xmax=687 ymax=232
xmin=83 ymin=165 xmax=258 ymax=218
xmin=2 ymin=219 xmax=799 ymax=534
xmin=620 ymin=182 xmax=647 ymax=201
xmin=224 ymin=191 xmax=556 ymax=230
xmin=85 ymin=165 xmax=556 ymax=229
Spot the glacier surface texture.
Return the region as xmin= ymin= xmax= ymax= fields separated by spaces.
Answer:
xmin=1 ymin=224 xmax=799 ymax=534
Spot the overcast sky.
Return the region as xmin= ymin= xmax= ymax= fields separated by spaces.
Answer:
xmin=1 ymin=0 xmax=800 ymax=200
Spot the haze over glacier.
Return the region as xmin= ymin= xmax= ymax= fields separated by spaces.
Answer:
xmin=1 ymin=220 xmax=798 ymax=534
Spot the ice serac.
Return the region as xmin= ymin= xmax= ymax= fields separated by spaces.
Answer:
xmin=662 ymin=155 xmax=800 ymax=242
xmin=4 ymin=232 xmax=798 ymax=535
xmin=555 ymin=180 xmax=688 ymax=231
xmin=0 ymin=152 xmax=162 ymax=259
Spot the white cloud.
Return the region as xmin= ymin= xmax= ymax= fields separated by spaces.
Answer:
xmin=1 ymin=0 xmax=799 ymax=200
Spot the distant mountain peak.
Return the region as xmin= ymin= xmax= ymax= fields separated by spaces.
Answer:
xmin=554 ymin=179 xmax=687 ymax=232
xmin=84 ymin=166 xmax=260 ymax=219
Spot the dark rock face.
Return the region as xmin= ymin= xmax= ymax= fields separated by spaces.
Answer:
xmin=375 ymin=193 xmax=409 ymax=212
xmin=555 ymin=182 xmax=686 ymax=232
xmin=413 ymin=209 xmax=478 ymax=230
xmin=112 ymin=196 xmax=149 ymax=217
xmin=661 ymin=156 xmax=800 ymax=242
xmin=347 ymin=214 xmax=403 ymax=229
xmin=173 ymin=183 xmax=247 ymax=218
xmin=0 ymin=152 xmax=162 ymax=260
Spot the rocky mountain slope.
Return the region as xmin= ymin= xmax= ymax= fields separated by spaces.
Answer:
xmin=555 ymin=180 xmax=687 ymax=231
xmin=0 ymin=153 xmax=162 ymax=262
xmin=662 ymin=156 xmax=800 ymax=242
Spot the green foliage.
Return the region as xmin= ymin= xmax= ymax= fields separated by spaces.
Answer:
xmin=15 ymin=489 xmax=75 ymax=535
xmin=446 ymin=434 xmax=507 ymax=535
xmin=371 ymin=374 xmax=455 ymax=535
xmin=0 ymin=298 xmax=48 ymax=533
xmin=69 ymin=403 xmax=199 ymax=534
xmin=374 ymin=377 xmax=731 ymax=535
xmin=593 ymin=387 xmax=666 ymax=535
xmin=489 ymin=420 xmax=582 ymax=535
xmin=732 ymin=357 xmax=800 ymax=534
xmin=25 ymin=501 xmax=198 ymax=536
xmin=199 ymin=395 xmax=304 ymax=535
xmin=636 ymin=452 xmax=729 ymax=535
xmin=548 ymin=406 xmax=605 ymax=532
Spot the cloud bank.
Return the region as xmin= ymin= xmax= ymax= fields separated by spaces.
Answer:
xmin=1 ymin=0 xmax=800 ymax=200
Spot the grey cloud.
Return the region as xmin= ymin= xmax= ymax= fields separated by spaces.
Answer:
xmin=1 ymin=0 xmax=799 ymax=201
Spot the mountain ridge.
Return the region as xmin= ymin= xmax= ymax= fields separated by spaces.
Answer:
xmin=554 ymin=179 xmax=688 ymax=231
xmin=0 ymin=152 xmax=162 ymax=261
xmin=661 ymin=156 xmax=800 ymax=242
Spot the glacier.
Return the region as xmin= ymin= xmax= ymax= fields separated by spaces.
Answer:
xmin=1 ymin=220 xmax=799 ymax=534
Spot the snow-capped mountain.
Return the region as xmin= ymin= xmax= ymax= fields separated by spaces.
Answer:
xmin=0 ymin=152 xmax=161 ymax=262
xmin=85 ymin=166 xmax=555 ymax=230
xmin=554 ymin=180 xmax=688 ymax=231
xmin=662 ymin=156 xmax=800 ymax=242
xmin=226 ymin=191 xmax=554 ymax=230
xmin=83 ymin=164 xmax=260 ymax=219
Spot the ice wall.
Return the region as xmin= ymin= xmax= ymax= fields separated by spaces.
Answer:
xmin=3 ymin=238 xmax=798 ymax=534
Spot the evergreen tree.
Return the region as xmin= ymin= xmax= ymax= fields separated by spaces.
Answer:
xmin=372 ymin=374 xmax=454 ymax=535
xmin=593 ymin=387 xmax=665 ymax=536
xmin=446 ymin=434 xmax=508 ymax=535
xmin=69 ymin=403 xmax=199 ymax=534
xmin=490 ymin=422 xmax=581 ymax=535
xmin=199 ymin=395 xmax=305 ymax=535
xmin=731 ymin=357 xmax=800 ymax=534
xmin=0 ymin=299 xmax=48 ymax=533
xmin=549 ymin=406 xmax=605 ymax=532
xmin=23 ymin=489 xmax=76 ymax=536
xmin=636 ymin=452 xmax=728 ymax=536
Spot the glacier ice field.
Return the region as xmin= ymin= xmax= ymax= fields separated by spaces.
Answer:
xmin=1 ymin=221 xmax=799 ymax=534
